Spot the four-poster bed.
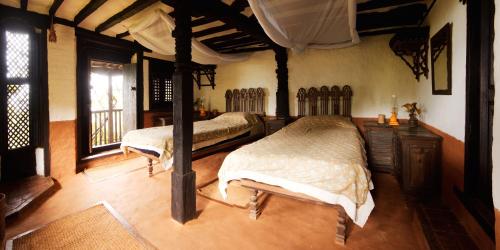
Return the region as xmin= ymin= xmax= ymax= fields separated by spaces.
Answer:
xmin=121 ymin=88 xmax=266 ymax=177
xmin=218 ymin=85 xmax=374 ymax=245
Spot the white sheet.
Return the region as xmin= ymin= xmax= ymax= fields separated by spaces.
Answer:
xmin=218 ymin=116 xmax=374 ymax=227
xmin=128 ymin=10 xmax=250 ymax=65
xmin=248 ymin=0 xmax=360 ymax=52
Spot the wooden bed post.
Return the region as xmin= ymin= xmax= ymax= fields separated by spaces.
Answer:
xmin=171 ymin=0 xmax=196 ymax=224
xmin=147 ymin=158 xmax=153 ymax=177
xmin=335 ymin=208 xmax=347 ymax=245
xmin=249 ymin=189 xmax=261 ymax=220
xmin=274 ymin=46 xmax=289 ymax=119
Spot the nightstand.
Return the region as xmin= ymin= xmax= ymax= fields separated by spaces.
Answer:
xmin=364 ymin=121 xmax=398 ymax=174
xmin=265 ymin=118 xmax=286 ymax=136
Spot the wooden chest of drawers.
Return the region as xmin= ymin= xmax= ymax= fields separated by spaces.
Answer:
xmin=364 ymin=121 xmax=442 ymax=199
xmin=364 ymin=122 xmax=397 ymax=174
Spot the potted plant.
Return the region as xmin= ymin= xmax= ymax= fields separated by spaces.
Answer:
xmin=402 ymin=102 xmax=422 ymax=128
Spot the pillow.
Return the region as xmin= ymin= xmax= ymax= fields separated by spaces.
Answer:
xmin=212 ymin=112 xmax=259 ymax=126
xmin=296 ymin=115 xmax=356 ymax=129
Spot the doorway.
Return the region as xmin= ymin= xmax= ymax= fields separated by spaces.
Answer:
xmin=89 ymin=61 xmax=124 ymax=152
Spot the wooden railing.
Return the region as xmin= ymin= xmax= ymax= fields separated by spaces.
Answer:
xmin=91 ymin=109 xmax=123 ymax=148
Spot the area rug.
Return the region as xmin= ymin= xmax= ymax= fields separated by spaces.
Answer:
xmin=84 ymin=157 xmax=163 ymax=182
xmin=6 ymin=203 xmax=156 ymax=250
xmin=197 ymin=178 xmax=266 ymax=209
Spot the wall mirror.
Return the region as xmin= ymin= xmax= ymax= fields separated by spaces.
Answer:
xmin=431 ymin=23 xmax=452 ymax=95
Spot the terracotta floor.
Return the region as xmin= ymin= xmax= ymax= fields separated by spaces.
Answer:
xmin=6 ymin=152 xmax=422 ymax=250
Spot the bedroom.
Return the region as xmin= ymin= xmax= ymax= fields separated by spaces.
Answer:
xmin=0 ymin=0 xmax=497 ymax=249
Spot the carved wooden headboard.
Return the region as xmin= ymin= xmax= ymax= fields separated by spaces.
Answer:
xmin=297 ymin=85 xmax=353 ymax=117
xmin=225 ymin=88 xmax=265 ymax=115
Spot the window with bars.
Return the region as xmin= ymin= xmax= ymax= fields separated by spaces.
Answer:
xmin=4 ymin=30 xmax=32 ymax=150
xmin=149 ymin=59 xmax=174 ymax=111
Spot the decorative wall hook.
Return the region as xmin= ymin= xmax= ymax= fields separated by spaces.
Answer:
xmin=389 ymin=27 xmax=430 ymax=81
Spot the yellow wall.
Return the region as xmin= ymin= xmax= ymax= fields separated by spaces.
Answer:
xmin=48 ymin=24 xmax=77 ymax=122
xmin=198 ymin=35 xmax=418 ymax=117
xmin=417 ymin=0 xmax=467 ymax=141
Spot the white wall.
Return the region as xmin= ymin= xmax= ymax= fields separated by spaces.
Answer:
xmin=48 ymin=24 xmax=77 ymax=122
xmin=492 ymin=0 xmax=500 ymax=211
xmin=199 ymin=35 xmax=418 ymax=117
xmin=417 ymin=0 xmax=467 ymax=141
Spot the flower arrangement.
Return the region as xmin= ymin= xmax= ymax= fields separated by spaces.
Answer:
xmin=402 ymin=102 xmax=421 ymax=127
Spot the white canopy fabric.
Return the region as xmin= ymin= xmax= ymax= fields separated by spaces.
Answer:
xmin=248 ymin=0 xmax=360 ymax=52
xmin=129 ymin=10 xmax=250 ymax=65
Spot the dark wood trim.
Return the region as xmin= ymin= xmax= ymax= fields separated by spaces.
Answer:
xmin=0 ymin=4 xmax=49 ymax=29
xmin=171 ymin=0 xmax=196 ymax=224
xmin=116 ymin=31 xmax=130 ymax=39
xmin=358 ymin=26 xmax=420 ymax=37
xmin=274 ymin=47 xmax=289 ymax=119
xmin=48 ymin=0 xmax=64 ymax=16
xmin=357 ymin=0 xmax=422 ymax=12
xmin=136 ymin=50 xmax=144 ymax=129
xmin=357 ymin=3 xmax=427 ymax=31
xmin=193 ymin=24 xmax=233 ymax=38
xmin=462 ymin=0 xmax=495 ymax=240
xmin=191 ymin=17 xmax=217 ymax=27
xmin=431 ymin=23 xmax=452 ymax=95
xmin=192 ymin=0 xmax=274 ymax=46
xmin=201 ymin=32 xmax=249 ymax=45
xmin=53 ymin=16 xmax=75 ymax=27
xmin=215 ymin=40 xmax=265 ymax=50
xmin=76 ymin=32 xmax=136 ymax=161
xmin=38 ymin=28 xmax=50 ymax=177
xmin=74 ymin=0 xmax=107 ymax=25
xmin=95 ymin=0 xmax=160 ymax=33
xmin=20 ymin=0 xmax=28 ymax=11
xmin=220 ymin=46 xmax=272 ymax=54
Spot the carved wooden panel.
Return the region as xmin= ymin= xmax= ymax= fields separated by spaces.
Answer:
xmin=308 ymin=87 xmax=319 ymax=116
xmin=225 ymin=87 xmax=265 ymax=115
xmin=320 ymin=86 xmax=329 ymax=115
xmin=297 ymin=85 xmax=353 ymax=117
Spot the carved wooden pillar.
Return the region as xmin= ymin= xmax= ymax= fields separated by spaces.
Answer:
xmin=274 ymin=46 xmax=289 ymax=119
xmin=171 ymin=0 xmax=196 ymax=224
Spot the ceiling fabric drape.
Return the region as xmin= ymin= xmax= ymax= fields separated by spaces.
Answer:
xmin=248 ymin=0 xmax=360 ymax=52
xmin=129 ymin=10 xmax=250 ymax=65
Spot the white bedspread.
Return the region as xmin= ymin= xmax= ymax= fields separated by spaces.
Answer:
xmin=121 ymin=112 xmax=263 ymax=168
xmin=218 ymin=116 xmax=374 ymax=227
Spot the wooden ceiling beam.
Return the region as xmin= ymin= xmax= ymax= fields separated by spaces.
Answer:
xmin=191 ymin=0 xmax=274 ymax=46
xmin=216 ymin=40 xmax=266 ymax=50
xmin=74 ymin=0 xmax=107 ymax=25
xmin=358 ymin=26 xmax=420 ymax=37
xmin=191 ymin=17 xmax=218 ymax=27
xmin=200 ymin=32 xmax=250 ymax=45
xmin=193 ymin=24 xmax=233 ymax=38
xmin=95 ymin=0 xmax=159 ymax=33
xmin=49 ymin=0 xmax=64 ymax=16
xmin=221 ymin=46 xmax=272 ymax=54
xmin=211 ymin=36 xmax=260 ymax=48
xmin=116 ymin=31 xmax=130 ymax=39
xmin=357 ymin=0 xmax=423 ymax=12
xmin=20 ymin=0 xmax=28 ymax=10
xmin=357 ymin=3 xmax=427 ymax=31
xmin=230 ymin=0 xmax=249 ymax=12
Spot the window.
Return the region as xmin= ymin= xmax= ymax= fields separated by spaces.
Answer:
xmin=148 ymin=58 xmax=175 ymax=111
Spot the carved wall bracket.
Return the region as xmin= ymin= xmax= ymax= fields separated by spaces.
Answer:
xmin=192 ymin=64 xmax=216 ymax=89
xmin=389 ymin=27 xmax=430 ymax=81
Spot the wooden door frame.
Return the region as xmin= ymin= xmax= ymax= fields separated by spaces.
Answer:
xmin=75 ymin=29 xmax=143 ymax=166
xmin=458 ymin=0 xmax=495 ymax=240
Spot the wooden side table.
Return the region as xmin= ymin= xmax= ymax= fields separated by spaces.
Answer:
xmin=364 ymin=121 xmax=398 ymax=174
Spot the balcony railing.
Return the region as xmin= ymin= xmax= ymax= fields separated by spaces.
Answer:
xmin=91 ymin=109 xmax=123 ymax=148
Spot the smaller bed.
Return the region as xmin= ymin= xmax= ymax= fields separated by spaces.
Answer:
xmin=121 ymin=88 xmax=266 ymax=176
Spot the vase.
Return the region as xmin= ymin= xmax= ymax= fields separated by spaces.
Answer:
xmin=408 ymin=113 xmax=419 ymax=128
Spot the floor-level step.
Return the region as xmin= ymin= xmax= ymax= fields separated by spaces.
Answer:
xmin=0 ymin=176 xmax=55 ymax=217
xmin=416 ymin=202 xmax=478 ymax=250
